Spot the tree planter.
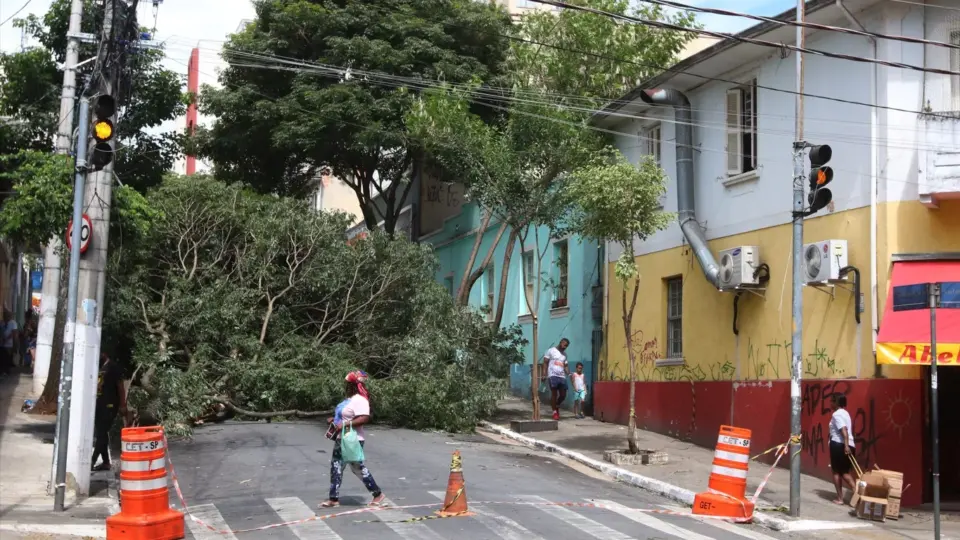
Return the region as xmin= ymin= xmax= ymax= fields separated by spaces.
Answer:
xmin=603 ymin=449 xmax=668 ymax=466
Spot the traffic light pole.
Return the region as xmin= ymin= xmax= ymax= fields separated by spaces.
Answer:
xmin=789 ymin=0 xmax=806 ymax=518
xmin=54 ymin=97 xmax=90 ymax=512
xmin=929 ymin=283 xmax=941 ymax=540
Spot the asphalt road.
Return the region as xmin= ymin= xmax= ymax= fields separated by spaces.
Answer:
xmin=167 ymin=421 xmax=797 ymax=540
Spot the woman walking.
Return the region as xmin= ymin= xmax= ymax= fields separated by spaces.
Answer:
xmin=320 ymin=370 xmax=385 ymax=508
xmin=828 ymin=393 xmax=857 ymax=504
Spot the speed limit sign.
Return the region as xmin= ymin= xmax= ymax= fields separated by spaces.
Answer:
xmin=66 ymin=214 xmax=92 ymax=254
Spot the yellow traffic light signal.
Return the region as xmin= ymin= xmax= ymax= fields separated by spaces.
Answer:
xmin=806 ymin=144 xmax=834 ymax=215
xmin=89 ymin=95 xmax=116 ymax=172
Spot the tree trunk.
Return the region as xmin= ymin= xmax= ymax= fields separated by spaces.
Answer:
xmin=531 ymin=316 xmax=540 ymax=421
xmin=621 ymin=261 xmax=641 ymax=454
xmin=456 ymin=210 xmax=493 ymax=305
xmin=31 ymin=268 xmax=68 ymax=414
xmin=493 ymin=229 xmax=519 ymax=328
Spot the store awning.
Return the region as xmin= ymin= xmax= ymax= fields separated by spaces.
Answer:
xmin=877 ymin=257 xmax=960 ymax=365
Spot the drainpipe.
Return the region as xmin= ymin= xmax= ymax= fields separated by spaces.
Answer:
xmin=837 ymin=0 xmax=880 ymax=356
xmin=639 ymin=89 xmax=722 ymax=288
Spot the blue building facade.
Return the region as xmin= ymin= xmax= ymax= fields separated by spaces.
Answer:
xmin=418 ymin=193 xmax=604 ymax=413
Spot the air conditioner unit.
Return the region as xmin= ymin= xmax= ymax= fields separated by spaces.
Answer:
xmin=718 ymin=246 xmax=761 ymax=288
xmin=803 ymin=239 xmax=848 ymax=283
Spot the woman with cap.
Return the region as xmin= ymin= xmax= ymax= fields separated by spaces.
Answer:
xmin=319 ymin=370 xmax=385 ymax=508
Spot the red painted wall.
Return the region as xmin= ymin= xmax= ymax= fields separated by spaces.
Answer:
xmin=594 ymin=378 xmax=925 ymax=507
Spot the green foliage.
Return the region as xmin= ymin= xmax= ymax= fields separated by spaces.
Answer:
xmin=562 ymin=149 xmax=672 ymax=280
xmin=112 ymin=177 xmax=525 ymax=436
xmin=0 ymin=151 xmax=73 ymax=250
xmin=510 ymin=0 xmax=698 ymax=101
xmin=1 ymin=0 xmax=186 ymax=195
xmin=196 ymin=0 xmax=513 ymax=234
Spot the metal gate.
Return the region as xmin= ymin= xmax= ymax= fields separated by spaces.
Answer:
xmin=586 ymin=328 xmax=603 ymax=417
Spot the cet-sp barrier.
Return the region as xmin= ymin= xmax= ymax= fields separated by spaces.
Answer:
xmin=106 ymin=426 xmax=185 ymax=540
xmin=693 ymin=425 xmax=756 ymax=521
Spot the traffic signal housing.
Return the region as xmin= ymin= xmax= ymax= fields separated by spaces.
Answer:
xmin=806 ymin=144 xmax=833 ymax=216
xmin=89 ymin=95 xmax=116 ymax=172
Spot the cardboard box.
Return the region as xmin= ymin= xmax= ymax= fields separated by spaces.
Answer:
xmin=886 ymin=496 xmax=901 ymax=520
xmin=860 ymin=471 xmax=891 ymax=499
xmin=875 ymin=469 xmax=904 ymax=498
xmin=856 ymin=496 xmax=888 ymax=522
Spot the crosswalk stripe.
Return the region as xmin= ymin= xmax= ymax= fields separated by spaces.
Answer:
xmin=593 ymin=499 xmax=715 ymax=540
xmin=376 ymin=496 xmax=446 ymax=540
xmin=266 ymin=496 xmax=343 ymax=540
xmin=185 ymin=503 xmax=238 ymax=540
xmin=517 ymin=495 xmax=632 ymax=539
xmin=428 ymin=491 xmax=546 ymax=540
xmin=658 ymin=505 xmax=780 ymax=540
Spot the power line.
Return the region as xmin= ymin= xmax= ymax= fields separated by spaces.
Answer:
xmin=532 ymin=0 xmax=960 ymax=76
xmin=0 ymin=0 xmax=32 ymax=28
xmin=637 ymin=0 xmax=960 ymax=51
xmin=890 ymin=0 xmax=960 ymax=12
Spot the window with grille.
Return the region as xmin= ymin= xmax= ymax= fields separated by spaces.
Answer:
xmin=643 ymin=124 xmax=661 ymax=166
xmin=666 ymin=277 xmax=683 ymax=358
xmin=520 ymin=251 xmax=535 ymax=315
xmin=552 ymin=241 xmax=569 ymax=308
xmin=726 ymin=79 xmax=758 ymax=177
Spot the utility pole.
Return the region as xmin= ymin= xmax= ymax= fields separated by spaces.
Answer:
xmin=64 ymin=0 xmax=119 ymax=496
xmin=36 ymin=0 xmax=85 ymax=399
xmin=929 ymin=283 xmax=941 ymax=540
xmin=54 ymin=97 xmax=90 ymax=511
xmin=789 ymin=0 xmax=806 ymax=518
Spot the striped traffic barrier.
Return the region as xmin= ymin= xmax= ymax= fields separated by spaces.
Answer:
xmin=692 ymin=425 xmax=755 ymax=521
xmin=106 ymin=426 xmax=185 ymax=540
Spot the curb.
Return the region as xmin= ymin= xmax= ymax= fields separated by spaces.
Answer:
xmin=478 ymin=421 xmax=792 ymax=532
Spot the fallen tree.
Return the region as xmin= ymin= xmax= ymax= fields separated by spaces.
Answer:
xmin=107 ymin=176 xmax=525 ymax=436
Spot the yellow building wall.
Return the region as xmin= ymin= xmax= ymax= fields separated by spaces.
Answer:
xmin=603 ymin=199 xmax=960 ymax=384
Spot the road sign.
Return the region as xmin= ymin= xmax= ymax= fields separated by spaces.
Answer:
xmin=66 ymin=214 xmax=92 ymax=254
xmin=893 ymin=283 xmax=928 ymax=311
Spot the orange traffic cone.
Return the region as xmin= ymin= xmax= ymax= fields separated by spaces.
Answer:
xmin=436 ymin=450 xmax=474 ymax=517
xmin=692 ymin=425 xmax=755 ymax=521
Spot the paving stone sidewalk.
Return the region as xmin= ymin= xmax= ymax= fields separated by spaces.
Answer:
xmin=486 ymin=397 xmax=957 ymax=540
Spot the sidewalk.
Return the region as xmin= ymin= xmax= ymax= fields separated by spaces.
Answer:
xmin=0 ymin=373 xmax=115 ymax=538
xmin=483 ymin=397 xmax=958 ymax=539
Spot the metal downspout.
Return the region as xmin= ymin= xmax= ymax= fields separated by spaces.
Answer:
xmin=639 ymin=89 xmax=721 ymax=288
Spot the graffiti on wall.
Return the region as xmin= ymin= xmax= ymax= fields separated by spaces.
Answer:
xmin=800 ymin=380 xmax=885 ymax=467
xmin=804 ymin=339 xmax=844 ymax=377
xmin=425 ymin=183 xmax=460 ymax=207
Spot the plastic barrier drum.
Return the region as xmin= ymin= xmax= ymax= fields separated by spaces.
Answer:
xmin=106 ymin=426 xmax=185 ymax=540
xmin=692 ymin=425 xmax=755 ymax=521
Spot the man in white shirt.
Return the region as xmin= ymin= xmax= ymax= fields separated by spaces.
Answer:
xmin=540 ymin=338 xmax=570 ymax=421
xmin=828 ymin=393 xmax=856 ymax=504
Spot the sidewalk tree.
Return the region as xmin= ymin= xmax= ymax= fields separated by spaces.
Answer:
xmin=408 ymin=0 xmax=695 ymax=318
xmin=195 ymin=0 xmax=512 ymax=236
xmin=109 ymin=176 xmax=524 ymax=436
xmin=562 ymin=149 xmax=670 ymax=453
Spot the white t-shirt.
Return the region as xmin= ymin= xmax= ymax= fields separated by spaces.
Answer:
xmin=544 ymin=347 xmax=567 ymax=378
xmin=2 ymin=320 xmax=18 ymax=349
xmin=340 ymin=394 xmax=371 ymax=441
xmin=829 ymin=408 xmax=855 ymax=447
xmin=571 ymin=373 xmax=585 ymax=392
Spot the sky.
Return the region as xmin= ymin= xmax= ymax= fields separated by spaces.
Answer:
xmin=0 ymin=0 xmax=796 ymax=132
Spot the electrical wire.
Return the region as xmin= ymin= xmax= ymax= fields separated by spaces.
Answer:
xmin=532 ymin=0 xmax=960 ymax=76
xmin=890 ymin=0 xmax=960 ymax=12
xmin=211 ymin=49 xmax=959 ymax=155
xmin=0 ymin=0 xmax=32 ymax=28
xmin=636 ymin=0 xmax=960 ymax=51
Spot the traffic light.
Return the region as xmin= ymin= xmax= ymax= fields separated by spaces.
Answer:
xmin=89 ymin=95 xmax=116 ymax=171
xmin=806 ymin=144 xmax=833 ymax=216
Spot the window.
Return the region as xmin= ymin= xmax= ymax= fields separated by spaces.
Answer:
xmin=666 ymin=277 xmax=683 ymax=358
xmin=484 ymin=265 xmax=495 ymax=320
xmin=726 ymin=79 xmax=758 ymax=177
xmin=444 ymin=275 xmax=454 ymax=298
xmin=552 ymin=240 xmax=569 ymax=308
xmin=952 ymin=31 xmax=960 ymax=110
xmin=520 ymin=251 xmax=535 ymax=315
xmin=643 ymin=124 xmax=661 ymax=166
